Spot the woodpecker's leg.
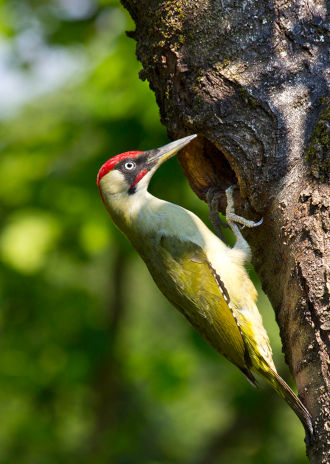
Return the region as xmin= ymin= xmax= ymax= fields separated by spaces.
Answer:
xmin=206 ymin=187 xmax=228 ymax=241
xmin=225 ymin=186 xmax=263 ymax=261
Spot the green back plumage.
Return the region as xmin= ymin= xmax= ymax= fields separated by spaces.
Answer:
xmin=139 ymin=234 xmax=313 ymax=439
xmin=139 ymin=234 xmax=254 ymax=381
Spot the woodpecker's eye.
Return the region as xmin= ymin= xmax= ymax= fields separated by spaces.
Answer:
xmin=124 ymin=161 xmax=136 ymax=170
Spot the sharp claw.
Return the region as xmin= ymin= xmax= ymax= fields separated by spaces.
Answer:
xmin=253 ymin=217 xmax=263 ymax=227
xmin=239 ymin=217 xmax=263 ymax=229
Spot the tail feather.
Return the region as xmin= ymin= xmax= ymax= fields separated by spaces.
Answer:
xmin=259 ymin=367 xmax=314 ymax=442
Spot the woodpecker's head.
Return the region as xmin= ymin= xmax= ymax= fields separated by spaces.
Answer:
xmin=97 ymin=135 xmax=197 ymax=201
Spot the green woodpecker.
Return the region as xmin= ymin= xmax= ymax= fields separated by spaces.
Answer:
xmin=97 ymin=135 xmax=313 ymax=439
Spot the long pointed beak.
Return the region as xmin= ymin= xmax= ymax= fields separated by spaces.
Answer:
xmin=147 ymin=134 xmax=197 ymax=167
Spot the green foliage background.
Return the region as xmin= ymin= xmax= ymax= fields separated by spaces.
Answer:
xmin=0 ymin=1 xmax=307 ymax=462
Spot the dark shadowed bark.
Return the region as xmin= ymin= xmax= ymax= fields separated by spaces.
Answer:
xmin=120 ymin=0 xmax=329 ymax=462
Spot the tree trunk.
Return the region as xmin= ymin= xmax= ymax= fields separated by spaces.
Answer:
xmin=121 ymin=0 xmax=329 ymax=461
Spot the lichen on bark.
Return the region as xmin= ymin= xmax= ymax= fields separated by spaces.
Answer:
xmin=306 ymin=97 xmax=330 ymax=181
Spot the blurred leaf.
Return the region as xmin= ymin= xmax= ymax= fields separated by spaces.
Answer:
xmin=0 ymin=211 xmax=60 ymax=273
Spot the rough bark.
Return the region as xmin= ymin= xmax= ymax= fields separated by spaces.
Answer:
xmin=121 ymin=0 xmax=329 ymax=462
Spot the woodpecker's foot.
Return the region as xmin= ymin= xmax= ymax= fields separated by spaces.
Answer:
xmin=225 ymin=186 xmax=263 ymax=260
xmin=206 ymin=187 xmax=228 ymax=241
xmin=225 ymin=186 xmax=263 ymax=229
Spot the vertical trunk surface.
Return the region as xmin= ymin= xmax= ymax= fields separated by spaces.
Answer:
xmin=121 ymin=1 xmax=329 ymax=461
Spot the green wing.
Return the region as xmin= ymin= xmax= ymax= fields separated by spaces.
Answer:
xmin=149 ymin=235 xmax=255 ymax=382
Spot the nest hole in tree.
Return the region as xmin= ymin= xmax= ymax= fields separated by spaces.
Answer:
xmin=178 ymin=134 xmax=237 ymax=213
